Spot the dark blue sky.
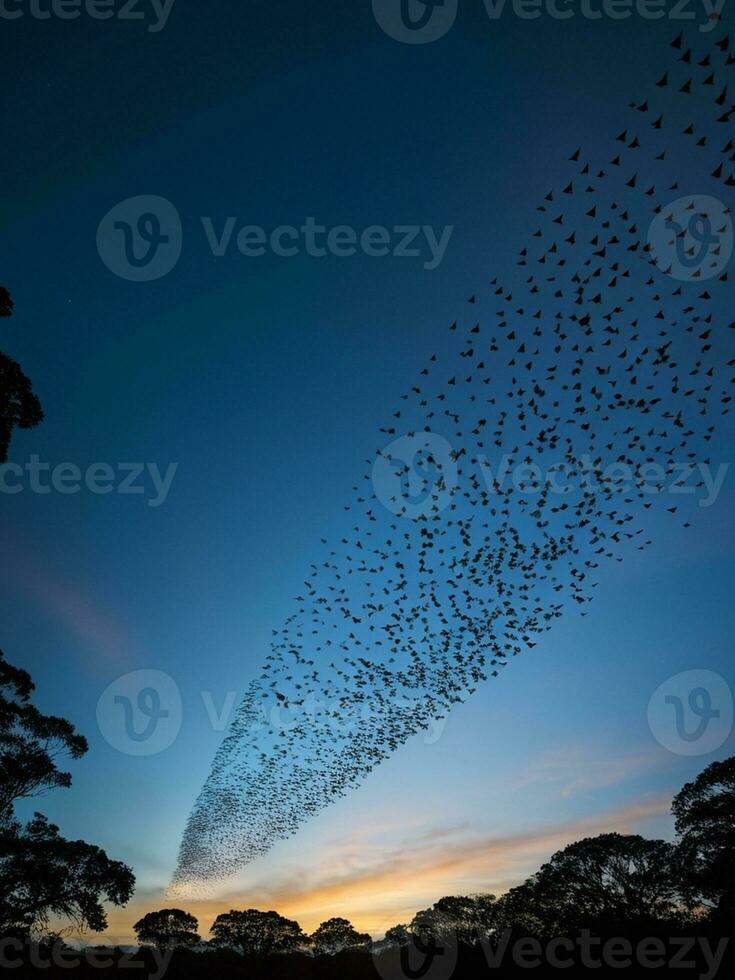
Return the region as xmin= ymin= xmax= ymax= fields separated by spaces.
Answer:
xmin=1 ymin=0 xmax=733 ymax=940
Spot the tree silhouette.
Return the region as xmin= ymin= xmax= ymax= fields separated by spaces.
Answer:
xmin=496 ymin=833 xmax=681 ymax=934
xmin=410 ymin=894 xmax=497 ymax=946
xmin=673 ymin=756 xmax=735 ymax=921
xmin=384 ymin=924 xmax=410 ymax=947
xmin=492 ymin=878 xmax=552 ymax=936
xmin=310 ymin=916 xmax=371 ymax=955
xmin=0 ymin=651 xmax=87 ymax=827
xmin=0 ymin=650 xmax=134 ymax=936
xmin=0 ymin=814 xmax=134 ymax=936
xmin=133 ymin=908 xmax=200 ymax=949
xmin=210 ymin=909 xmax=306 ymax=957
xmin=0 ymin=287 xmax=44 ymax=464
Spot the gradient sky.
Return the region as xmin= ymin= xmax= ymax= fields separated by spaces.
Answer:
xmin=1 ymin=0 xmax=734 ymax=944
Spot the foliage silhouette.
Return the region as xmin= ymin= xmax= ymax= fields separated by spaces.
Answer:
xmin=383 ymin=923 xmax=410 ymax=947
xmin=493 ymin=833 xmax=683 ymax=935
xmin=410 ymin=893 xmax=498 ymax=945
xmin=0 ymin=650 xmax=134 ymax=936
xmin=672 ymin=756 xmax=735 ymax=921
xmin=133 ymin=909 xmax=200 ymax=949
xmin=210 ymin=909 xmax=307 ymax=957
xmin=310 ymin=916 xmax=371 ymax=955
xmin=0 ymin=814 xmax=134 ymax=936
xmin=0 ymin=650 xmax=87 ymax=826
xmin=0 ymin=287 xmax=44 ymax=464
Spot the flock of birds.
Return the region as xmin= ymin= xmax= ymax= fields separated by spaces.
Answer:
xmin=172 ymin=26 xmax=735 ymax=891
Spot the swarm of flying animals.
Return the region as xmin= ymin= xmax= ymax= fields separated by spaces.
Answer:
xmin=172 ymin=26 xmax=735 ymax=891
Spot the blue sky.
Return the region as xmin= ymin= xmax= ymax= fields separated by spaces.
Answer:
xmin=0 ymin=0 xmax=733 ymax=942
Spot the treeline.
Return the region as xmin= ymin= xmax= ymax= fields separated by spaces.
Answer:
xmin=126 ymin=754 xmax=733 ymax=960
xmin=133 ymin=909 xmax=371 ymax=956
xmin=25 ymin=755 xmax=722 ymax=977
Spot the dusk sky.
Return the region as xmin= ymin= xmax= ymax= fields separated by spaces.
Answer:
xmin=1 ymin=0 xmax=733 ymax=944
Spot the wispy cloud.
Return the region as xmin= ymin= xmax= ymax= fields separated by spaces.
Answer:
xmin=2 ymin=537 xmax=129 ymax=667
xmin=510 ymin=743 xmax=669 ymax=798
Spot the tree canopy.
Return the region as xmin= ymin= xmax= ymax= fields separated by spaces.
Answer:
xmin=383 ymin=923 xmax=410 ymax=947
xmin=672 ymin=756 xmax=735 ymax=919
xmin=0 ymin=650 xmax=87 ymax=827
xmin=210 ymin=909 xmax=307 ymax=957
xmin=134 ymin=908 xmax=200 ymax=949
xmin=410 ymin=894 xmax=497 ymax=945
xmin=310 ymin=916 xmax=371 ymax=955
xmin=0 ymin=649 xmax=134 ymax=936
xmin=0 ymin=287 xmax=44 ymax=464
xmin=0 ymin=814 xmax=134 ymax=936
xmin=495 ymin=833 xmax=681 ymax=934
